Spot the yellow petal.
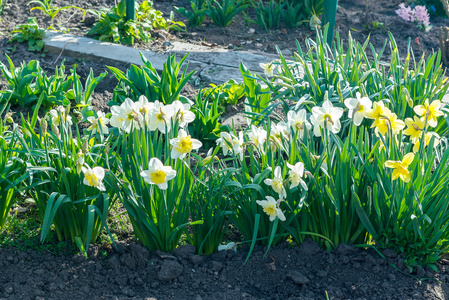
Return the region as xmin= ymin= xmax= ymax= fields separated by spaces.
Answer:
xmin=384 ymin=160 xmax=399 ymax=169
xmin=401 ymin=153 xmax=415 ymax=167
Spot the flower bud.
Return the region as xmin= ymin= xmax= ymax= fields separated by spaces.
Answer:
xmin=40 ymin=118 xmax=48 ymax=137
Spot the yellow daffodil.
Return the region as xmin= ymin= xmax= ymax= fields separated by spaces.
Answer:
xmin=384 ymin=153 xmax=415 ymax=183
xmin=403 ymin=116 xmax=426 ymax=143
xmin=412 ymin=132 xmax=440 ymax=153
xmin=256 ymin=196 xmax=286 ymax=221
xmin=365 ymin=101 xmax=391 ymax=126
xmin=413 ymin=99 xmax=444 ymax=128
xmin=374 ymin=111 xmax=405 ymax=136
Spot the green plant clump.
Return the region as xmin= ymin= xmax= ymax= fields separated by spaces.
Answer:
xmin=87 ymin=0 xmax=184 ymax=46
xmin=9 ymin=17 xmax=46 ymax=53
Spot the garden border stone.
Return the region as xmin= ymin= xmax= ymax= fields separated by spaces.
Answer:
xmin=42 ymin=31 xmax=279 ymax=84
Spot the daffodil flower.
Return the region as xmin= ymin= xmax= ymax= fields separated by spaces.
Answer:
xmin=216 ymin=132 xmax=244 ymax=160
xmin=287 ymin=109 xmax=311 ymax=138
xmin=287 ymin=162 xmax=308 ymax=190
xmin=50 ymin=106 xmax=72 ymax=126
xmin=270 ymin=122 xmax=290 ymax=147
xmin=344 ymin=92 xmax=373 ymax=126
xmin=170 ymin=129 xmax=202 ymax=159
xmin=256 ymin=196 xmax=286 ymax=221
xmin=412 ymin=132 xmax=440 ymax=153
xmin=373 ymin=111 xmax=405 ymax=136
xmin=148 ymin=101 xmax=175 ymax=133
xmin=365 ymin=101 xmax=391 ymax=126
xmin=87 ymin=111 xmax=109 ymax=135
xmin=140 ymin=157 xmax=177 ymax=190
xmin=247 ymin=126 xmax=267 ymax=152
xmin=76 ymin=150 xmax=84 ymax=174
xmin=264 ymin=166 xmax=286 ymax=199
xmin=413 ymin=99 xmax=444 ymax=128
xmin=82 ymin=166 xmax=106 ymax=191
xmin=384 ymin=153 xmax=415 ymax=183
xmin=259 ymin=62 xmax=275 ymax=77
xmin=136 ymin=95 xmax=155 ymax=124
xmin=404 ymin=116 xmax=426 ymax=143
xmin=109 ymin=98 xmax=143 ymax=133
xmin=172 ymin=100 xmax=195 ymax=128
xmin=310 ymin=99 xmax=344 ymax=137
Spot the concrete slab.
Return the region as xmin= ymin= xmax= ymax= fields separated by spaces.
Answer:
xmin=42 ymin=31 xmax=279 ymax=84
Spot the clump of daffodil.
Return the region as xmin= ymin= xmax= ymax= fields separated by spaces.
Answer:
xmin=256 ymin=196 xmax=286 ymax=221
xmin=140 ymin=157 xmax=177 ymax=190
xmin=264 ymin=166 xmax=286 ymax=199
xmin=412 ymin=132 xmax=440 ymax=153
xmin=413 ymin=99 xmax=444 ymax=128
xmin=384 ymin=153 xmax=415 ymax=183
xmin=82 ymin=166 xmax=106 ymax=191
xmin=344 ymin=92 xmax=373 ymax=126
xmin=169 ymin=129 xmax=202 ymax=159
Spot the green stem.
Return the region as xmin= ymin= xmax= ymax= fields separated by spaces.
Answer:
xmin=322 ymin=0 xmax=338 ymax=45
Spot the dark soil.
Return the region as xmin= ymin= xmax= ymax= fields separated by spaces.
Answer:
xmin=1 ymin=238 xmax=449 ymax=300
xmin=2 ymin=0 xmax=449 ymax=299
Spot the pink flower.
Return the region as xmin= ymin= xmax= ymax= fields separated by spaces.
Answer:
xmin=395 ymin=3 xmax=431 ymax=29
xmin=414 ymin=5 xmax=430 ymax=27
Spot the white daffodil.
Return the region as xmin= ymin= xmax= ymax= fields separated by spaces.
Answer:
xmin=286 ymin=162 xmax=308 ymax=190
xmin=216 ymin=132 xmax=234 ymax=156
xmin=310 ymin=99 xmax=344 ymax=137
xmin=76 ymin=150 xmax=84 ymax=174
xmin=82 ymin=166 xmax=106 ymax=191
xmin=49 ymin=106 xmax=72 ymax=126
xmin=344 ymin=92 xmax=373 ymax=126
xmin=172 ymin=100 xmax=195 ymax=128
xmin=259 ymin=62 xmax=275 ymax=77
xmin=264 ymin=166 xmax=286 ymax=199
xmin=256 ymin=196 xmax=286 ymax=221
xmin=87 ymin=111 xmax=110 ymax=135
xmin=287 ymin=109 xmax=311 ymax=138
xmin=109 ymin=98 xmax=143 ymax=133
xmin=271 ymin=122 xmax=290 ymax=143
xmin=135 ymin=95 xmax=155 ymax=124
xmin=148 ymin=101 xmax=175 ymax=133
xmin=109 ymin=105 xmax=125 ymax=129
xmin=170 ymin=129 xmax=202 ymax=159
xmin=140 ymin=157 xmax=177 ymax=190
xmin=247 ymin=126 xmax=267 ymax=152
